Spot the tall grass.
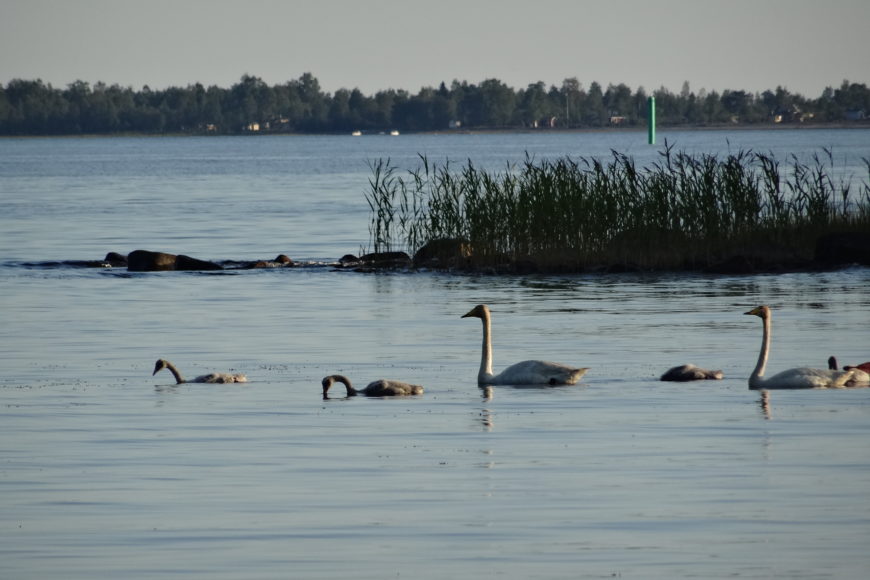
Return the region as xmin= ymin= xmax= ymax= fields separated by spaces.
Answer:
xmin=365 ymin=146 xmax=870 ymax=270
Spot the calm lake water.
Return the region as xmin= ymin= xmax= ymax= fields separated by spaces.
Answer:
xmin=1 ymin=129 xmax=869 ymax=579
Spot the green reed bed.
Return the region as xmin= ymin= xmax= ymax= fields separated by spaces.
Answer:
xmin=366 ymin=146 xmax=870 ymax=271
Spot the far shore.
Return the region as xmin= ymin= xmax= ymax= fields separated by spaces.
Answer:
xmin=2 ymin=120 xmax=868 ymax=140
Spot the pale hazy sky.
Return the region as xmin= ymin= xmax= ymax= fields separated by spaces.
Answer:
xmin=2 ymin=0 xmax=868 ymax=98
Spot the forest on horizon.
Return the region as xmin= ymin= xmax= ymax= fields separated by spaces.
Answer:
xmin=1 ymin=73 xmax=869 ymax=136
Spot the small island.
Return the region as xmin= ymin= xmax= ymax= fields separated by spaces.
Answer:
xmin=365 ymin=148 xmax=870 ymax=274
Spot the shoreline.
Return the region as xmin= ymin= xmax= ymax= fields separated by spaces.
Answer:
xmin=1 ymin=121 xmax=868 ymax=140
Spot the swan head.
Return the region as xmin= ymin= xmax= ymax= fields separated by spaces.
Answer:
xmin=744 ymin=305 xmax=770 ymax=319
xmin=152 ymin=359 xmax=168 ymax=375
xmin=321 ymin=375 xmax=335 ymax=396
xmin=321 ymin=374 xmax=352 ymax=398
xmin=462 ymin=304 xmax=489 ymax=319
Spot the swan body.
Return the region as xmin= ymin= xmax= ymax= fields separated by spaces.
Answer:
xmin=745 ymin=306 xmax=861 ymax=389
xmin=152 ymin=358 xmax=248 ymax=384
xmin=321 ymin=374 xmax=424 ymax=398
xmin=461 ymin=304 xmax=588 ymax=386
xmin=660 ymin=364 xmax=723 ymax=382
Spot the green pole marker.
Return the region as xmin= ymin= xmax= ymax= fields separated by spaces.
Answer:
xmin=648 ymin=96 xmax=656 ymax=145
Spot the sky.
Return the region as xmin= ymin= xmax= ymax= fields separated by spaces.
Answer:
xmin=2 ymin=0 xmax=868 ymax=98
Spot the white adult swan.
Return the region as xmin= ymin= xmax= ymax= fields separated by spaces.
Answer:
xmin=745 ymin=306 xmax=863 ymax=389
xmin=461 ymin=304 xmax=588 ymax=385
xmin=660 ymin=364 xmax=723 ymax=381
xmin=321 ymin=374 xmax=424 ymax=398
xmin=152 ymin=358 xmax=248 ymax=384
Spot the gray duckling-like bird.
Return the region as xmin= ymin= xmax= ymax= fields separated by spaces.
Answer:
xmin=321 ymin=374 xmax=424 ymax=398
xmin=152 ymin=358 xmax=248 ymax=384
xmin=461 ymin=304 xmax=588 ymax=386
xmin=660 ymin=364 xmax=724 ymax=382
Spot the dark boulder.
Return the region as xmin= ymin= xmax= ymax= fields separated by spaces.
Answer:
xmin=175 ymin=254 xmax=223 ymax=271
xmin=103 ymin=252 xmax=128 ymax=267
xmin=357 ymin=251 xmax=412 ymax=268
xmin=243 ymin=254 xmax=295 ymax=269
xmin=127 ymin=250 xmax=177 ymax=271
xmin=127 ymin=249 xmax=222 ymax=272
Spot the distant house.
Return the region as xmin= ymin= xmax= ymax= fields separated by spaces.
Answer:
xmin=845 ymin=109 xmax=866 ymax=121
xmin=773 ymin=104 xmax=805 ymax=123
xmin=609 ymin=115 xmax=626 ymax=125
xmin=244 ymin=122 xmax=260 ymax=132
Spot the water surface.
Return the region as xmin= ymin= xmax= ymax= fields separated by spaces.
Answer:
xmin=1 ymin=130 xmax=869 ymax=579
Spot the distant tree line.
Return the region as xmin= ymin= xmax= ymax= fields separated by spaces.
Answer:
xmin=1 ymin=73 xmax=868 ymax=136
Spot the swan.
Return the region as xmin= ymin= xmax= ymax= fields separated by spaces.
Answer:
xmin=744 ymin=306 xmax=862 ymax=389
xmin=321 ymin=374 xmax=424 ymax=398
xmin=152 ymin=358 xmax=248 ymax=384
xmin=828 ymin=356 xmax=870 ymax=382
xmin=461 ymin=304 xmax=588 ymax=385
xmin=660 ymin=364 xmax=723 ymax=382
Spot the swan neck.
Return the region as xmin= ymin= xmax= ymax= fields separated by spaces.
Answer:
xmin=478 ymin=310 xmax=494 ymax=383
xmin=166 ymin=361 xmax=185 ymax=384
xmin=330 ymin=375 xmax=357 ymax=397
xmin=750 ymin=314 xmax=770 ymax=388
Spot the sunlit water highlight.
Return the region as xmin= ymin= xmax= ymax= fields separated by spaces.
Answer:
xmin=1 ymin=130 xmax=869 ymax=578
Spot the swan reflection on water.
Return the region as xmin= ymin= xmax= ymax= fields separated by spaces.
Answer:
xmin=479 ymin=386 xmax=494 ymax=430
xmin=759 ymin=390 xmax=771 ymax=420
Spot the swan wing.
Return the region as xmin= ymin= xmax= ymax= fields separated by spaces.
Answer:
xmin=192 ymin=372 xmax=244 ymax=384
xmin=491 ymin=360 xmax=588 ymax=386
xmin=760 ymin=367 xmax=856 ymax=389
xmin=845 ymin=368 xmax=870 ymax=387
xmin=364 ymin=380 xmax=424 ymax=396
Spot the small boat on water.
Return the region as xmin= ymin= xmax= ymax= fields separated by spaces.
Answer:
xmin=390 ymin=130 xmax=400 ymax=136
xmin=351 ymin=130 xmax=362 ymax=136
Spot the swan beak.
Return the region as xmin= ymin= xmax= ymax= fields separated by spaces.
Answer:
xmin=744 ymin=306 xmax=763 ymax=317
xmin=461 ymin=305 xmax=483 ymax=318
